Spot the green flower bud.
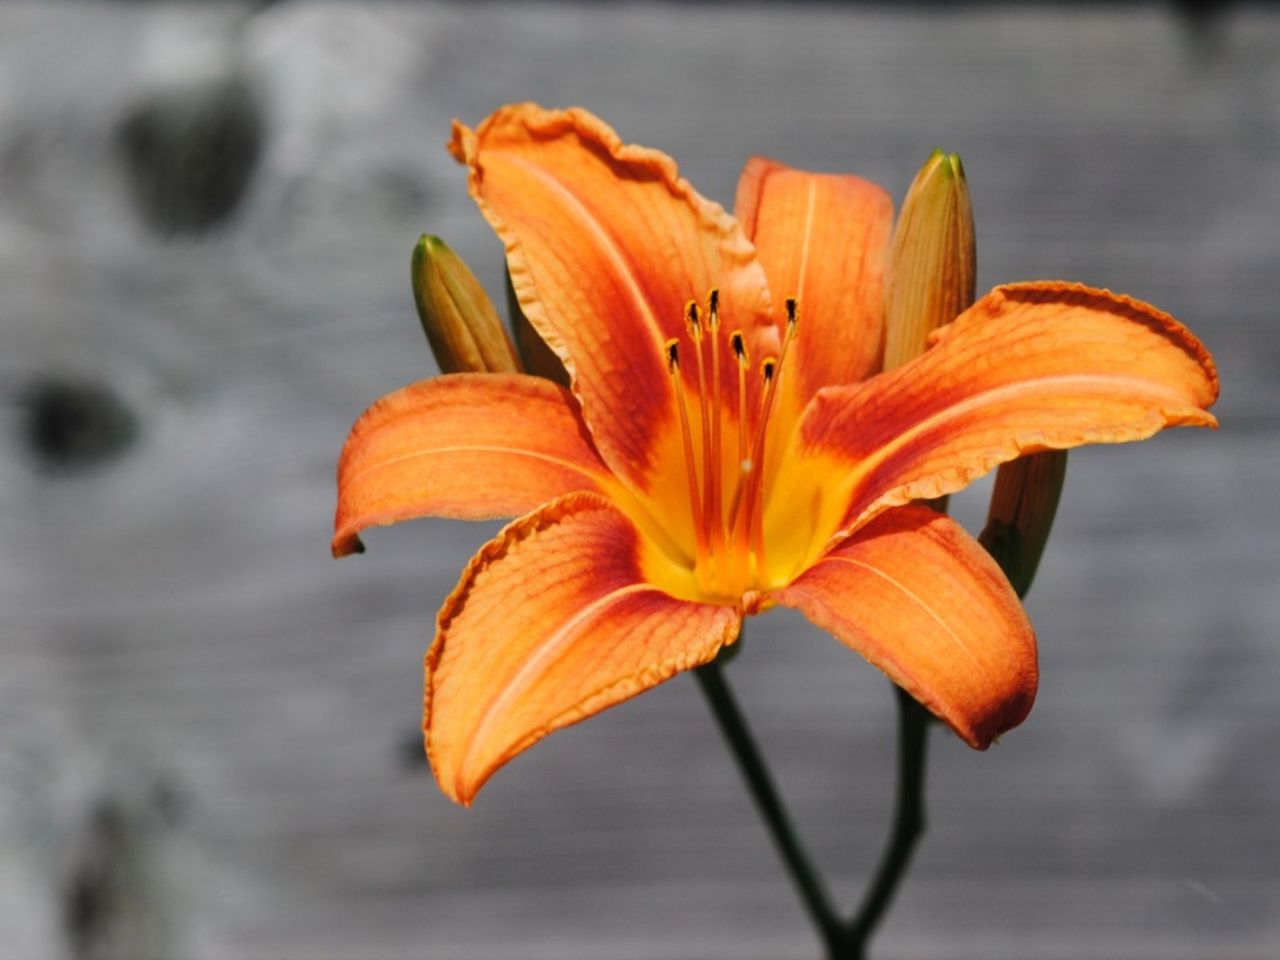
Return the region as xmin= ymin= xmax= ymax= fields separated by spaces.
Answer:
xmin=883 ymin=149 xmax=976 ymax=371
xmin=411 ymin=235 xmax=520 ymax=374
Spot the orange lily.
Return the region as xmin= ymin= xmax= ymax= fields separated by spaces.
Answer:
xmin=333 ymin=104 xmax=1218 ymax=805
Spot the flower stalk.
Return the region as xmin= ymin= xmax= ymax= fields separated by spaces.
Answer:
xmin=846 ymin=687 xmax=930 ymax=957
xmin=695 ymin=654 xmax=846 ymax=957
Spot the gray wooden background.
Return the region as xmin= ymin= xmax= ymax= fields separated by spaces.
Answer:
xmin=2 ymin=3 xmax=1277 ymax=959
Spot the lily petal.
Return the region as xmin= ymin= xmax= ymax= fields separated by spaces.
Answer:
xmin=450 ymin=104 xmax=777 ymax=497
xmin=735 ymin=157 xmax=894 ymax=403
xmin=771 ymin=505 xmax=1037 ymax=748
xmin=427 ymin=492 xmax=741 ymax=804
xmin=333 ymin=374 xmax=612 ymax=557
xmin=789 ymin=282 xmax=1219 ymax=545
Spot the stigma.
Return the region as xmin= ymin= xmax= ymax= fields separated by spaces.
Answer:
xmin=663 ymin=290 xmax=798 ymax=599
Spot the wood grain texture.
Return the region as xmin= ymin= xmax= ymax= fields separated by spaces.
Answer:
xmin=1 ymin=3 xmax=1276 ymax=958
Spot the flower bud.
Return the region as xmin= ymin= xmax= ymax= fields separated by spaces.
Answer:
xmin=883 ymin=149 xmax=976 ymax=371
xmin=411 ymin=235 xmax=521 ymax=374
xmin=978 ymin=450 xmax=1068 ymax=598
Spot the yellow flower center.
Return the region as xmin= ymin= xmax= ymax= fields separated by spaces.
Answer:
xmin=646 ymin=291 xmax=801 ymax=608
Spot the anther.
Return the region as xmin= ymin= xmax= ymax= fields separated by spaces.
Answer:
xmin=761 ymin=357 xmax=777 ymax=384
xmin=665 ymin=338 xmax=680 ymax=373
xmin=730 ymin=330 xmax=750 ymax=507
xmin=707 ymin=289 xmax=721 ymax=329
xmin=777 ymin=300 xmax=799 ymax=378
xmin=685 ymin=301 xmax=703 ymax=339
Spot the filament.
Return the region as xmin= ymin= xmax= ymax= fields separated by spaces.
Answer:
xmin=666 ymin=339 xmax=711 ymax=572
xmin=686 ymin=302 xmax=715 ymax=558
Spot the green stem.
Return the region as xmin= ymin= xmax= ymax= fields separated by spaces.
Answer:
xmin=846 ymin=685 xmax=930 ymax=957
xmin=694 ymin=658 xmax=846 ymax=958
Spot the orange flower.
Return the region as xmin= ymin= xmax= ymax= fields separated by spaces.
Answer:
xmin=333 ymin=104 xmax=1218 ymax=805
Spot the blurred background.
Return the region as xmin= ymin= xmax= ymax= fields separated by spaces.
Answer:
xmin=1 ymin=2 xmax=1276 ymax=958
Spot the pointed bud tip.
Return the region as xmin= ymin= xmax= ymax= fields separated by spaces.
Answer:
xmin=919 ymin=148 xmax=965 ymax=183
xmin=417 ymin=233 xmax=450 ymax=258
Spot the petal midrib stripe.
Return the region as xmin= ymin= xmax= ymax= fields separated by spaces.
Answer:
xmin=458 ymin=582 xmax=664 ymax=782
xmin=832 ymin=371 xmax=1204 ymax=490
xmin=503 ymin=153 xmax=668 ymax=351
xmin=344 ymin=444 xmax=605 ymax=489
xmin=820 ymin=553 xmax=985 ymax=675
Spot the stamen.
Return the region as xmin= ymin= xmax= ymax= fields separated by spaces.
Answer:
xmin=706 ymin=290 xmax=724 ymax=553
xmin=749 ymin=300 xmax=799 ymax=580
xmin=730 ymin=355 xmax=775 ymax=539
xmin=686 ymin=302 xmax=715 ymax=556
xmin=730 ymin=330 xmax=749 ymax=470
xmin=736 ymin=357 xmax=780 ymax=578
xmin=725 ymin=330 xmax=751 ymax=534
xmin=740 ymin=301 xmax=801 ymax=580
xmin=666 ymin=338 xmax=711 ymax=570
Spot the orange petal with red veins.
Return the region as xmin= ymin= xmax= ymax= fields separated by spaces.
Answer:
xmin=333 ymin=374 xmax=612 ymax=557
xmin=427 ymin=493 xmax=741 ymax=804
xmin=735 ymin=157 xmax=894 ymax=404
xmin=792 ymin=282 xmax=1219 ymax=543
xmin=450 ymin=104 xmax=777 ymax=497
xmin=773 ymin=505 xmax=1037 ymax=748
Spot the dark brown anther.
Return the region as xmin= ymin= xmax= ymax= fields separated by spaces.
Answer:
xmin=685 ymin=301 xmax=702 ymax=338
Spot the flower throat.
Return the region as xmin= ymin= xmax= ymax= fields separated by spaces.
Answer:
xmin=664 ymin=290 xmax=798 ymax=599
